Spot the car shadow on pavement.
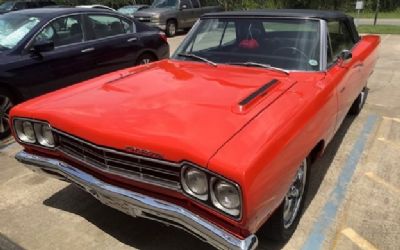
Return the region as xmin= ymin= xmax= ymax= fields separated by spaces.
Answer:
xmin=43 ymin=115 xmax=356 ymax=250
xmin=256 ymin=115 xmax=356 ymax=250
xmin=43 ymin=184 xmax=213 ymax=250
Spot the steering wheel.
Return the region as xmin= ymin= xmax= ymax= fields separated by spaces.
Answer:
xmin=273 ymin=47 xmax=309 ymax=61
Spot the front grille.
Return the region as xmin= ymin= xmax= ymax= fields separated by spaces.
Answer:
xmin=54 ymin=130 xmax=181 ymax=190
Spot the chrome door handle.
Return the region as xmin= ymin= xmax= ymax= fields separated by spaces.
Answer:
xmin=127 ymin=37 xmax=138 ymax=42
xmin=81 ymin=48 xmax=95 ymax=53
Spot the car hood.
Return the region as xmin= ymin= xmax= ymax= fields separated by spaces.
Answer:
xmin=134 ymin=7 xmax=172 ymax=16
xmin=11 ymin=60 xmax=297 ymax=167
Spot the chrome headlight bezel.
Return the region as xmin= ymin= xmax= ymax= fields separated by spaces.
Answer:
xmin=210 ymin=178 xmax=241 ymax=217
xmin=13 ymin=118 xmax=56 ymax=149
xmin=34 ymin=123 xmax=55 ymax=148
xmin=181 ymin=166 xmax=209 ymax=201
xmin=180 ymin=163 xmax=243 ymax=220
xmin=14 ymin=120 xmax=36 ymax=143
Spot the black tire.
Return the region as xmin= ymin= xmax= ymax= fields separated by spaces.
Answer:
xmin=0 ymin=87 xmax=16 ymax=140
xmin=166 ymin=20 xmax=177 ymax=37
xmin=349 ymin=87 xmax=368 ymax=116
xmin=135 ymin=53 xmax=156 ymax=65
xmin=261 ymin=158 xmax=310 ymax=242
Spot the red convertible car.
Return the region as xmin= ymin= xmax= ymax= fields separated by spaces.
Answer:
xmin=10 ymin=10 xmax=379 ymax=250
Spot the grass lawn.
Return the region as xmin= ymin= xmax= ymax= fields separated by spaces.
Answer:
xmin=348 ymin=11 xmax=400 ymax=19
xmin=358 ymin=25 xmax=400 ymax=34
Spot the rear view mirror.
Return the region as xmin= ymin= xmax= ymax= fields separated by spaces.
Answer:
xmin=338 ymin=50 xmax=352 ymax=66
xmin=180 ymin=4 xmax=188 ymax=10
xmin=32 ymin=40 xmax=54 ymax=54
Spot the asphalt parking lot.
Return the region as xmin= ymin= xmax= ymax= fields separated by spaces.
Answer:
xmin=0 ymin=34 xmax=399 ymax=250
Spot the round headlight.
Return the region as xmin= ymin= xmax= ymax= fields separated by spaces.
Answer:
xmin=35 ymin=123 xmax=55 ymax=147
xmin=15 ymin=120 xmax=36 ymax=143
xmin=184 ymin=168 xmax=208 ymax=195
xmin=182 ymin=167 xmax=208 ymax=200
xmin=213 ymin=181 xmax=240 ymax=209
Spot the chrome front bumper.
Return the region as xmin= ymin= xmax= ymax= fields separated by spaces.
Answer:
xmin=15 ymin=151 xmax=258 ymax=250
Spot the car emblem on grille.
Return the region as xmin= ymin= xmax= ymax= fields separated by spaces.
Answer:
xmin=125 ymin=146 xmax=164 ymax=159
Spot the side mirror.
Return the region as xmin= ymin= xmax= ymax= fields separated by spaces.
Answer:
xmin=180 ymin=4 xmax=188 ymax=10
xmin=31 ymin=40 xmax=54 ymax=54
xmin=338 ymin=50 xmax=352 ymax=66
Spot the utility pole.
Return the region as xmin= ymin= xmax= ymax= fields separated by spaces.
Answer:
xmin=374 ymin=0 xmax=380 ymax=26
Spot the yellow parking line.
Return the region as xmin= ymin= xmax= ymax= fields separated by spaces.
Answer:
xmin=341 ymin=228 xmax=378 ymax=250
xmin=365 ymin=172 xmax=400 ymax=195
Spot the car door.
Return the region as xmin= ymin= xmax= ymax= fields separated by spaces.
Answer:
xmin=177 ymin=0 xmax=193 ymax=28
xmin=83 ymin=13 xmax=142 ymax=75
xmin=326 ymin=20 xmax=363 ymax=131
xmin=189 ymin=0 xmax=201 ymax=25
xmin=11 ymin=14 xmax=95 ymax=98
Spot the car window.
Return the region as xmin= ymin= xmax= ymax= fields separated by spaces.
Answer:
xmin=199 ymin=0 xmax=218 ymax=6
xmin=174 ymin=18 xmax=321 ymax=71
xmin=0 ymin=15 xmax=41 ymax=50
xmin=87 ymin=15 xmax=133 ymax=40
xmin=191 ymin=21 xmax=236 ymax=52
xmin=26 ymin=2 xmax=38 ymax=8
xmin=34 ymin=15 xmax=84 ymax=47
xmin=327 ymin=21 xmax=355 ymax=65
xmin=13 ymin=2 xmax=27 ymax=10
xmin=191 ymin=0 xmax=200 ymax=8
xmin=180 ymin=0 xmax=192 ymax=8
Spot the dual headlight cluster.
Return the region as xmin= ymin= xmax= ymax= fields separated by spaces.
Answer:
xmin=181 ymin=165 xmax=242 ymax=218
xmin=14 ymin=119 xmax=55 ymax=148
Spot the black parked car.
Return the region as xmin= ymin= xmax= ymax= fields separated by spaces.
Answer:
xmin=0 ymin=1 xmax=56 ymax=14
xmin=0 ymin=8 xmax=169 ymax=139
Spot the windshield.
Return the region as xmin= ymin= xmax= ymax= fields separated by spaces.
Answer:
xmin=0 ymin=14 xmax=41 ymax=51
xmin=0 ymin=1 xmax=14 ymax=11
xmin=151 ymin=0 xmax=177 ymax=8
xmin=173 ymin=18 xmax=321 ymax=71
xmin=118 ymin=6 xmax=139 ymax=14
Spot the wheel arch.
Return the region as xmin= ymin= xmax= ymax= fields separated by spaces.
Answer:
xmin=0 ymin=82 xmax=23 ymax=104
xmin=308 ymin=140 xmax=325 ymax=164
xmin=166 ymin=18 xmax=178 ymax=27
xmin=136 ymin=50 xmax=159 ymax=63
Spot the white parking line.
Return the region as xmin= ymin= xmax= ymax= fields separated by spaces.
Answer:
xmin=382 ymin=34 xmax=391 ymax=43
xmin=341 ymin=228 xmax=378 ymax=250
xmin=365 ymin=172 xmax=400 ymax=195
xmin=377 ymin=137 xmax=400 ymax=149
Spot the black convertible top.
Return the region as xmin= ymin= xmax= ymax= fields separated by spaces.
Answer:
xmin=203 ymin=9 xmax=360 ymax=43
xmin=203 ymin=9 xmax=349 ymax=21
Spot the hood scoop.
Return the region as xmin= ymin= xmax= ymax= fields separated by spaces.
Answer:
xmin=236 ymin=79 xmax=279 ymax=113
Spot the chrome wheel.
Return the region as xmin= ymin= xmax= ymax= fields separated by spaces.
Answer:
xmin=140 ymin=58 xmax=151 ymax=65
xmin=358 ymin=89 xmax=366 ymax=110
xmin=283 ymin=159 xmax=307 ymax=229
xmin=166 ymin=21 xmax=176 ymax=37
xmin=0 ymin=94 xmax=13 ymax=137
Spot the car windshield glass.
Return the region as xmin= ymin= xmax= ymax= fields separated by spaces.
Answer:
xmin=151 ymin=0 xmax=177 ymax=8
xmin=118 ymin=6 xmax=138 ymax=14
xmin=0 ymin=14 xmax=41 ymax=51
xmin=173 ymin=18 xmax=321 ymax=71
xmin=0 ymin=1 xmax=14 ymax=11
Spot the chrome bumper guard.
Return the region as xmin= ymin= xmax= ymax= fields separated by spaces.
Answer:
xmin=15 ymin=151 xmax=258 ymax=250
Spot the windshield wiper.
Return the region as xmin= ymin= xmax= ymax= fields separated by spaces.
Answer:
xmin=177 ymin=53 xmax=217 ymax=67
xmin=228 ymin=62 xmax=289 ymax=75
